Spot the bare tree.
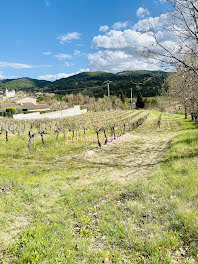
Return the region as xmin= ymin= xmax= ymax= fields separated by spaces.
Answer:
xmin=167 ymin=71 xmax=191 ymax=118
xmin=143 ymin=0 xmax=198 ymax=75
xmin=167 ymin=60 xmax=198 ymax=118
xmin=138 ymin=0 xmax=198 ymax=118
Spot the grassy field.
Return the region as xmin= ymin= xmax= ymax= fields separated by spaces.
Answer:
xmin=0 ymin=111 xmax=197 ymax=263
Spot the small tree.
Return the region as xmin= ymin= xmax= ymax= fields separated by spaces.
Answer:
xmin=120 ymin=90 xmax=125 ymax=104
xmin=136 ymin=92 xmax=145 ymax=109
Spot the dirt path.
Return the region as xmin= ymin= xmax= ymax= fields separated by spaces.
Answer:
xmin=77 ymin=113 xmax=181 ymax=184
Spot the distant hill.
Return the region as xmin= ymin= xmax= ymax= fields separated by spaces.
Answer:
xmin=0 ymin=78 xmax=50 ymax=92
xmin=0 ymin=71 xmax=169 ymax=98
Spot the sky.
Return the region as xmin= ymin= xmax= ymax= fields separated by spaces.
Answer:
xmin=0 ymin=0 xmax=170 ymax=81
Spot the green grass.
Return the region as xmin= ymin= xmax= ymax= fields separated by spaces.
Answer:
xmin=0 ymin=111 xmax=197 ymax=263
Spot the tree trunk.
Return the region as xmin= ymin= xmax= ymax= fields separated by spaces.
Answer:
xmin=184 ymin=106 xmax=187 ymax=119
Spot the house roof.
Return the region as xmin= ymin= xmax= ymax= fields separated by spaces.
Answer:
xmin=15 ymin=97 xmax=37 ymax=103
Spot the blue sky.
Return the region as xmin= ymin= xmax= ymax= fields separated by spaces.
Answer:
xmin=0 ymin=0 xmax=169 ymax=81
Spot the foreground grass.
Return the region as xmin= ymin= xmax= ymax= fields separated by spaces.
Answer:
xmin=0 ymin=111 xmax=197 ymax=263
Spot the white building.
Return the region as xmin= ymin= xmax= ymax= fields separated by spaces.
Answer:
xmin=5 ymin=89 xmax=16 ymax=99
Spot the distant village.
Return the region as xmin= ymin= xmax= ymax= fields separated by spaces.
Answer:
xmin=0 ymin=89 xmax=50 ymax=114
xmin=0 ymin=89 xmax=87 ymax=120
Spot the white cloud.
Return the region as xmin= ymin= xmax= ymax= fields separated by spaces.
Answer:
xmin=38 ymin=10 xmax=179 ymax=77
xmin=92 ymin=29 xmax=154 ymax=50
xmin=54 ymin=53 xmax=72 ymax=60
xmin=58 ymin=32 xmax=81 ymax=44
xmin=99 ymin=25 xmax=109 ymax=32
xmin=133 ymin=13 xmax=169 ymax=31
xmin=74 ymin=50 xmax=81 ymax=56
xmin=113 ymin=21 xmax=129 ymax=30
xmin=0 ymin=61 xmax=33 ymax=69
xmin=88 ymin=11 xmax=180 ymax=73
xmin=88 ymin=50 xmax=159 ymax=73
xmin=136 ymin=7 xmax=150 ymax=18
xmin=0 ymin=61 xmax=51 ymax=69
xmin=43 ymin=51 xmax=52 ymax=55
xmin=64 ymin=62 xmax=73 ymax=67
xmin=38 ymin=69 xmax=90 ymax=81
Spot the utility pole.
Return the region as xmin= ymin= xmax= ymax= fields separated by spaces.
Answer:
xmin=131 ymin=88 xmax=133 ymax=110
xmin=107 ymin=81 xmax=110 ymax=111
xmin=104 ymin=80 xmax=112 ymax=111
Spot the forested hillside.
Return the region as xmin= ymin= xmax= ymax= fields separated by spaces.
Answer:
xmin=0 ymin=78 xmax=50 ymax=93
xmin=0 ymin=70 xmax=169 ymax=98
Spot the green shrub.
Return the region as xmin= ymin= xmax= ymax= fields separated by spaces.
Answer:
xmin=144 ymin=97 xmax=158 ymax=109
xmin=36 ymin=96 xmax=44 ymax=103
xmin=6 ymin=107 xmax=17 ymax=114
xmin=5 ymin=107 xmax=17 ymax=117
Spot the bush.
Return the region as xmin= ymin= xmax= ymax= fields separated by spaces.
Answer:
xmin=5 ymin=107 xmax=17 ymax=117
xmin=144 ymin=97 xmax=158 ymax=109
xmin=36 ymin=96 xmax=44 ymax=103
xmin=0 ymin=111 xmax=5 ymax=117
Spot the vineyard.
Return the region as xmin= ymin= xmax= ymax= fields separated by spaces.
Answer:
xmin=0 ymin=110 xmax=149 ymax=149
xmin=0 ymin=111 xmax=198 ymax=263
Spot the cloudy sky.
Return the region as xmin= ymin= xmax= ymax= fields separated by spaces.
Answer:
xmin=0 ymin=0 xmax=171 ymax=81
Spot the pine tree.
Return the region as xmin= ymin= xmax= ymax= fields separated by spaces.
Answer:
xmin=136 ymin=92 xmax=145 ymax=109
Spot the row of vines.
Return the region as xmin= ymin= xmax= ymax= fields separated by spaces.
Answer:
xmin=0 ymin=110 xmax=149 ymax=149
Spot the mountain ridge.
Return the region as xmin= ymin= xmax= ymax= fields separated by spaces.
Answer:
xmin=0 ymin=70 xmax=169 ymax=98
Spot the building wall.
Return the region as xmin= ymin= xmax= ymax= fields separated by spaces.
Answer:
xmin=28 ymin=108 xmax=50 ymax=112
xmin=13 ymin=105 xmax=87 ymax=120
